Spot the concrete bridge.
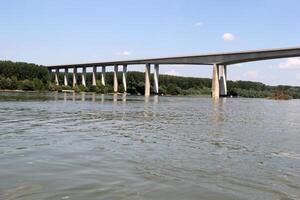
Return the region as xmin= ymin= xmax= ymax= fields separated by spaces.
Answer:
xmin=47 ymin=46 xmax=300 ymax=98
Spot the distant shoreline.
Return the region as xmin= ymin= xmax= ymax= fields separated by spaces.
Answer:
xmin=1 ymin=60 xmax=300 ymax=99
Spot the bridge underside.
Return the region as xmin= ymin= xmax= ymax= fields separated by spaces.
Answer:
xmin=47 ymin=46 xmax=300 ymax=98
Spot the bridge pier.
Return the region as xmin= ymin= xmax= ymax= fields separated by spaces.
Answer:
xmin=92 ymin=66 xmax=97 ymax=86
xmin=212 ymin=64 xmax=220 ymax=99
xmin=123 ymin=64 xmax=127 ymax=93
xmin=219 ymin=65 xmax=227 ymax=97
xmin=73 ymin=67 xmax=77 ymax=87
xmin=154 ymin=64 xmax=159 ymax=94
xmin=47 ymin=47 xmax=300 ymax=95
xmin=101 ymin=66 xmax=106 ymax=86
xmin=82 ymin=67 xmax=86 ymax=87
xmin=145 ymin=63 xmax=151 ymax=96
xmin=55 ymin=68 xmax=59 ymax=86
xmin=114 ymin=65 xmax=118 ymax=93
xmin=64 ymin=67 xmax=68 ymax=86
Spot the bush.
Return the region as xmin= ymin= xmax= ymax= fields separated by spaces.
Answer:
xmin=78 ymin=84 xmax=87 ymax=92
xmin=127 ymin=86 xmax=137 ymax=94
xmin=62 ymin=85 xmax=72 ymax=90
xmin=0 ymin=76 xmax=17 ymax=90
xmin=48 ymin=83 xmax=62 ymax=92
xmin=18 ymin=80 xmax=35 ymax=91
xmin=72 ymin=85 xmax=81 ymax=93
xmin=118 ymin=84 xmax=125 ymax=93
xmin=88 ymin=85 xmax=99 ymax=93
xmin=136 ymin=82 xmax=145 ymax=94
xmin=32 ymin=78 xmax=45 ymax=91
xmin=100 ymin=85 xmax=113 ymax=93
xmin=166 ymin=83 xmax=182 ymax=95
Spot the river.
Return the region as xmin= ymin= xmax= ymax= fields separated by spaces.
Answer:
xmin=0 ymin=92 xmax=300 ymax=200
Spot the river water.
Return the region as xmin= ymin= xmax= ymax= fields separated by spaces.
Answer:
xmin=0 ymin=92 xmax=300 ymax=200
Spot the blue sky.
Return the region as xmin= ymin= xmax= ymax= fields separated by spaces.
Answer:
xmin=1 ymin=0 xmax=300 ymax=85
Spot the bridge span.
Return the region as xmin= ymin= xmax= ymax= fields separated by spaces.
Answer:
xmin=47 ymin=46 xmax=300 ymax=98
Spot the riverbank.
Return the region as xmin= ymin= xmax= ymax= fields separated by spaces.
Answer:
xmin=1 ymin=60 xmax=300 ymax=98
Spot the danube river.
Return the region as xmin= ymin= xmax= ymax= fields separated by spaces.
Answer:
xmin=0 ymin=92 xmax=300 ymax=200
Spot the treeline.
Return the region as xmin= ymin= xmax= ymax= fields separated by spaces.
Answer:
xmin=1 ymin=60 xmax=300 ymax=98
xmin=0 ymin=61 xmax=49 ymax=91
xmin=227 ymin=81 xmax=300 ymax=99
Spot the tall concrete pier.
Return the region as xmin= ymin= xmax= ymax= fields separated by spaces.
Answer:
xmin=154 ymin=64 xmax=159 ymax=94
xmin=55 ymin=68 xmax=59 ymax=86
xmin=92 ymin=66 xmax=97 ymax=86
xmin=73 ymin=67 xmax=77 ymax=87
xmin=212 ymin=64 xmax=220 ymax=99
xmin=82 ymin=67 xmax=86 ymax=87
xmin=47 ymin=46 xmax=300 ymax=98
xmin=101 ymin=66 xmax=106 ymax=86
xmin=122 ymin=65 xmax=127 ymax=93
xmin=64 ymin=68 xmax=68 ymax=86
xmin=114 ymin=65 xmax=118 ymax=93
xmin=144 ymin=64 xmax=151 ymax=97
xmin=219 ymin=65 xmax=227 ymax=97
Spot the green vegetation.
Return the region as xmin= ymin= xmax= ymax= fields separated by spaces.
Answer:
xmin=227 ymin=81 xmax=300 ymax=99
xmin=0 ymin=61 xmax=49 ymax=91
xmin=51 ymin=71 xmax=212 ymax=95
xmin=1 ymin=60 xmax=300 ymax=98
xmin=268 ymin=90 xmax=292 ymax=100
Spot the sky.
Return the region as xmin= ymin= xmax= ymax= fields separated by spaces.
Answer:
xmin=1 ymin=0 xmax=300 ymax=86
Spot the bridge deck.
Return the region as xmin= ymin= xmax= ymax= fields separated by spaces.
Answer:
xmin=47 ymin=46 xmax=300 ymax=69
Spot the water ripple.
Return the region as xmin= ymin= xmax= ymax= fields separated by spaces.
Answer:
xmin=0 ymin=93 xmax=300 ymax=199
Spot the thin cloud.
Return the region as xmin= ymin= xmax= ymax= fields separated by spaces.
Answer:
xmin=246 ymin=70 xmax=258 ymax=79
xmin=194 ymin=22 xmax=204 ymax=27
xmin=115 ymin=51 xmax=132 ymax=56
xmin=279 ymin=58 xmax=300 ymax=69
xmin=222 ymin=33 xmax=235 ymax=41
xmin=296 ymin=73 xmax=300 ymax=81
xmin=166 ymin=69 xmax=179 ymax=76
